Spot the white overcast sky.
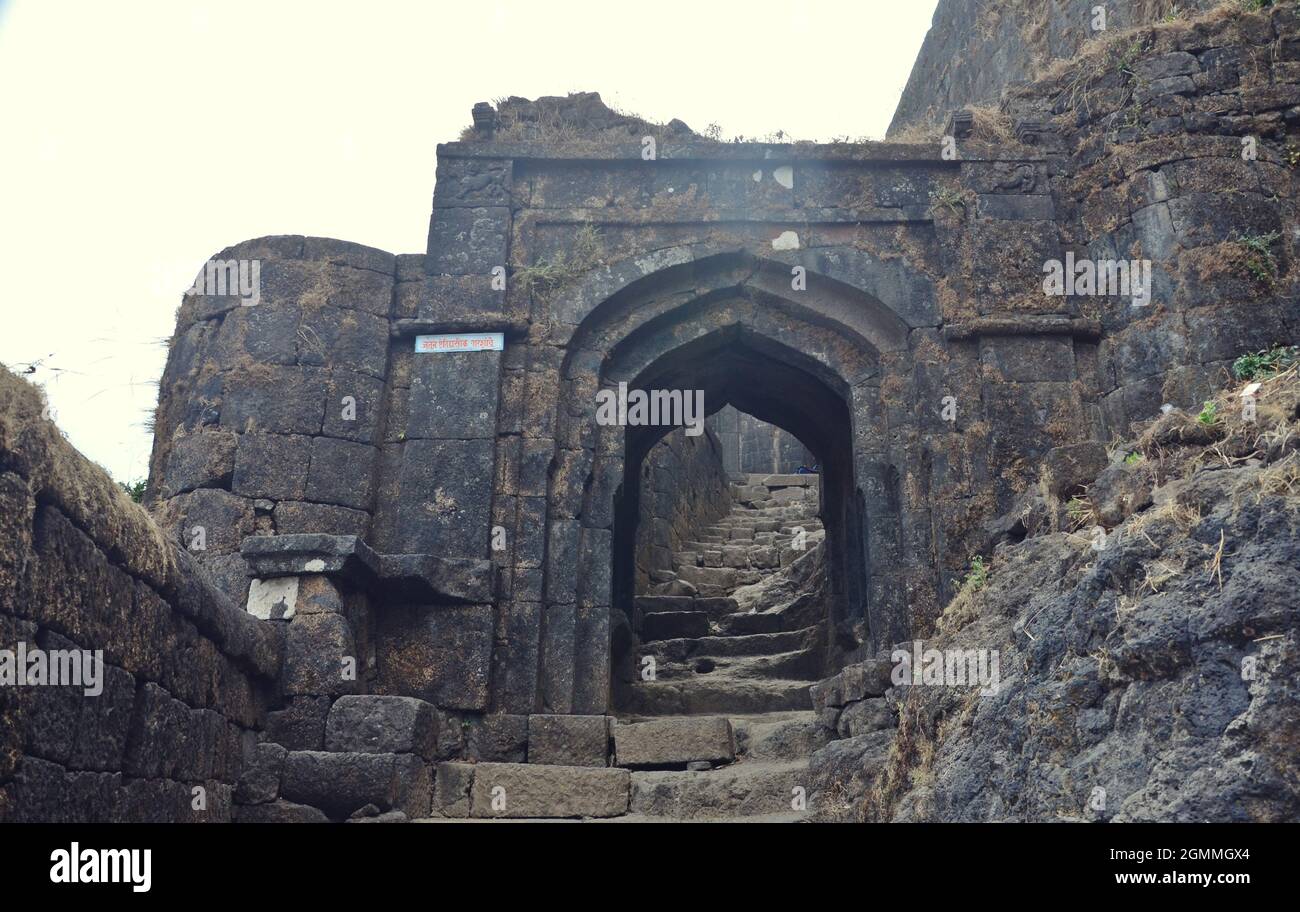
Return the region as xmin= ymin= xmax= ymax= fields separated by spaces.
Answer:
xmin=0 ymin=0 xmax=939 ymax=483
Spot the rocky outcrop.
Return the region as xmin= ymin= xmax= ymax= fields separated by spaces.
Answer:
xmin=819 ymin=364 xmax=1300 ymax=822
xmin=889 ymin=0 xmax=1221 ymax=136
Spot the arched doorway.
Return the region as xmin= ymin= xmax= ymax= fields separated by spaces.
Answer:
xmin=542 ymin=252 xmax=913 ymax=714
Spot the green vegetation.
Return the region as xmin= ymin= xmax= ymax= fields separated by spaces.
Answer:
xmin=1238 ymin=230 xmax=1282 ymax=285
xmin=927 ymin=187 xmax=969 ymax=217
xmin=1198 ymin=400 xmax=1220 ymax=426
xmin=1124 ymin=451 xmax=1144 ymax=466
xmin=1232 ymin=345 xmax=1300 ymax=381
xmin=1115 ymin=37 xmax=1150 ymax=79
xmin=960 ymin=555 xmax=989 ymax=593
xmin=118 ymin=479 xmax=147 ymax=503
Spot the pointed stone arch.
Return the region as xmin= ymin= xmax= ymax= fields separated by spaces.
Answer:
xmin=538 ymin=253 xmax=920 ymax=713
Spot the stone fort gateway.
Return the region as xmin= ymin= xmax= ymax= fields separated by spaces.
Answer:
xmin=2 ymin=0 xmax=1298 ymax=823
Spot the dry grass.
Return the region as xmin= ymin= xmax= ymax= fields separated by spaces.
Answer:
xmin=967 ymin=105 xmax=1020 ymax=144
xmin=1206 ymin=528 xmax=1227 ymax=589
xmin=1028 ymin=0 xmax=1254 ymax=123
xmin=512 ymin=224 xmax=606 ymax=296
xmin=1258 ymin=452 xmax=1300 ymax=499
xmin=861 ymin=697 xmax=938 ymax=822
xmin=889 ymin=118 xmax=944 ymax=145
xmin=1139 ymin=558 xmax=1183 ymax=594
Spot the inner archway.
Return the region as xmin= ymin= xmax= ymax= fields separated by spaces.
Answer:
xmin=603 ymin=327 xmax=871 ymax=715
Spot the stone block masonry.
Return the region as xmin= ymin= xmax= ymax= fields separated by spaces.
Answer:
xmin=0 ymin=369 xmax=280 ymax=822
xmin=1 ymin=0 xmax=1294 ymax=823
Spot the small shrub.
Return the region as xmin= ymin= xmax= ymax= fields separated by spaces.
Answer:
xmin=1238 ymin=230 xmax=1282 ymax=285
xmin=1124 ymin=451 xmax=1144 ymax=466
xmin=1115 ymin=37 xmax=1149 ymax=79
xmin=1197 ymin=400 xmax=1219 ymax=426
xmin=1232 ymin=344 xmax=1300 ymax=381
xmin=118 ymin=479 xmax=146 ymax=503
xmin=961 ymin=555 xmax=989 ymax=592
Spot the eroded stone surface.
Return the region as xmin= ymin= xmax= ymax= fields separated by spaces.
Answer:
xmin=468 ymin=763 xmax=629 ymax=818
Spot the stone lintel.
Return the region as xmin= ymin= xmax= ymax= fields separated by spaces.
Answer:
xmin=242 ymin=533 xmax=380 ymax=581
xmin=529 ymin=206 xmax=934 ymax=226
xmin=241 ymin=534 xmax=493 ymax=604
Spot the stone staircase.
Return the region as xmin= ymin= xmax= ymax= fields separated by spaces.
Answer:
xmin=423 ymin=474 xmax=871 ymax=823
xmin=623 ymin=472 xmax=826 ymax=718
xmin=612 ymin=474 xmax=829 ymax=821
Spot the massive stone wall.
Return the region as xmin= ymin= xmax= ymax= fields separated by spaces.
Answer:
xmin=0 ymin=368 xmax=280 ymax=822
xmin=0 ymin=0 xmax=1294 ymax=825
xmin=712 ymin=406 xmax=814 ymax=475
xmin=6 ymin=0 xmax=1271 ymax=824
xmin=147 ymin=237 xmax=397 ymax=609
xmin=890 ymin=0 xmax=1220 ymax=136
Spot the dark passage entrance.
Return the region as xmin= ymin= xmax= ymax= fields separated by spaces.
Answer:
xmin=606 ymin=328 xmax=870 ymax=714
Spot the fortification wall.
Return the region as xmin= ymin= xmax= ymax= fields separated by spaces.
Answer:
xmin=114 ymin=2 xmax=1299 ymax=819
xmin=1007 ymin=6 xmax=1300 ymax=437
xmin=889 ymin=0 xmax=1220 ymax=136
xmin=0 ymin=369 xmax=280 ymax=822
xmin=147 ymin=237 xmax=397 ymax=610
xmin=1 ymin=0 xmax=1296 ymax=825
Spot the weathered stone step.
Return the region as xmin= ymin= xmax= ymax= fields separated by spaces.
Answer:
xmin=718 ymin=612 xmax=785 ymax=635
xmin=646 ymin=647 xmax=821 ymax=683
xmin=629 ymin=759 xmax=808 ymax=820
xmin=639 ymin=626 xmax=821 ymax=661
xmin=635 ymin=595 xmax=738 ymax=620
xmin=676 ymin=564 xmax=740 ymax=596
xmin=743 ymin=473 xmax=818 ymax=487
xmin=613 ymin=716 xmax=735 ymax=768
xmin=621 ymin=711 xmax=822 ymax=763
xmin=434 ymin=762 xmax=629 ymax=819
xmin=731 ymin=712 xmax=824 ymax=762
xmin=620 ymin=676 xmax=814 ymax=715
xmin=701 ymin=649 xmax=822 ymax=681
xmin=641 ymin=610 xmax=710 ymax=641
